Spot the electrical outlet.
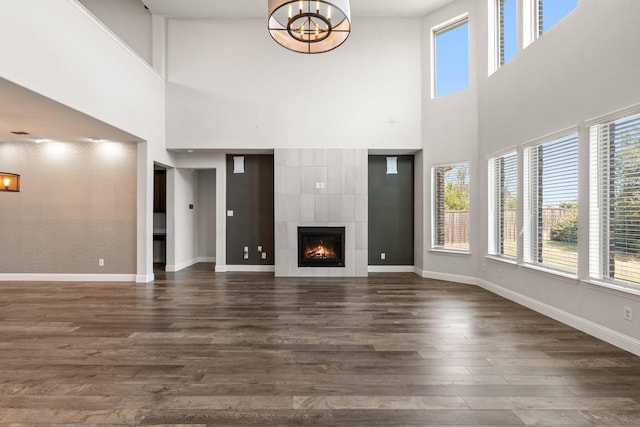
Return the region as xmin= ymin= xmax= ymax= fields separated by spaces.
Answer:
xmin=380 ymin=253 xmax=386 ymax=260
xmin=624 ymin=306 xmax=633 ymax=321
xmin=258 ymin=246 xmax=263 ymax=252
xmin=261 ymin=252 xmax=267 ymax=260
xmin=98 ymin=259 xmax=105 ymax=267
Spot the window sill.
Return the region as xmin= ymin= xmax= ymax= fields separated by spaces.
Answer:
xmin=430 ymin=248 xmax=471 ymax=256
xmin=582 ymin=279 xmax=640 ymax=299
xmin=485 ymin=255 xmax=517 ymax=265
xmin=520 ymin=263 xmax=579 ymax=284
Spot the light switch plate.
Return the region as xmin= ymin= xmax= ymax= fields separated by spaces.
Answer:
xmin=227 ymin=210 xmax=234 ymax=217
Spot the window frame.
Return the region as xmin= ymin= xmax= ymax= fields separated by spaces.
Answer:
xmin=431 ymin=13 xmax=469 ymax=99
xmin=431 ymin=161 xmax=471 ymax=253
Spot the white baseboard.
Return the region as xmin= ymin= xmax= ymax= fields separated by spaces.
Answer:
xmin=368 ymin=265 xmax=416 ymax=273
xmin=166 ymin=257 xmax=216 ymax=272
xmin=415 ymin=268 xmax=479 ymax=286
xmin=136 ymin=273 xmax=154 ymax=283
xmin=477 ymin=279 xmax=640 ymax=357
xmin=0 ymin=273 xmax=136 ymax=282
xmin=224 ymin=265 xmax=275 ymax=273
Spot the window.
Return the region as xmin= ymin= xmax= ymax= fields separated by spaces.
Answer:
xmin=489 ymin=152 xmax=517 ymax=258
xmin=590 ymin=112 xmax=640 ymax=287
xmin=433 ymin=16 xmax=469 ymax=97
xmin=533 ymin=0 xmax=578 ymax=37
xmin=432 ymin=162 xmax=470 ymax=251
xmin=523 ymin=133 xmax=579 ymax=272
xmin=498 ymin=0 xmax=516 ymax=66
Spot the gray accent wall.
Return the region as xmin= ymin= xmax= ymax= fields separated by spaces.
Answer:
xmin=368 ymin=155 xmax=414 ymax=265
xmin=0 ymin=141 xmax=137 ymax=274
xmin=226 ymin=155 xmax=274 ymax=265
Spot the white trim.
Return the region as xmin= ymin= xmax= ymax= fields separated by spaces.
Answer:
xmin=519 ymin=126 xmax=578 ymax=149
xmin=225 ymin=265 xmax=276 ymax=273
xmin=429 ymin=249 xmax=471 ymax=256
xmin=415 ymin=268 xmax=479 ymax=286
xmin=584 ymin=103 xmax=640 ymax=128
xmin=477 ymin=279 xmax=640 ymax=357
xmin=487 ymin=145 xmax=518 ymax=161
xmin=368 ymin=265 xmax=415 ymax=273
xmin=0 ymin=274 xmax=136 ymax=282
xmin=136 ymin=273 xmax=154 ymax=283
xmin=165 ymin=258 xmax=198 ymax=272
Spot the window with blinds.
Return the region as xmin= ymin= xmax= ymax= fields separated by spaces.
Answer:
xmin=489 ymin=152 xmax=517 ymax=258
xmin=589 ymin=112 xmax=640 ymax=286
xmin=432 ymin=162 xmax=470 ymax=251
xmin=498 ymin=0 xmax=516 ymax=67
xmin=523 ymin=133 xmax=579 ymax=272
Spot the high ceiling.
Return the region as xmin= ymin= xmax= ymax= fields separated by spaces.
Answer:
xmin=141 ymin=0 xmax=455 ymax=19
xmin=1 ymin=0 xmax=455 ymax=147
xmin=0 ymin=78 xmax=141 ymax=145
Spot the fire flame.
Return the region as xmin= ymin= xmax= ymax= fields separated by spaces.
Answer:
xmin=305 ymin=240 xmax=337 ymax=259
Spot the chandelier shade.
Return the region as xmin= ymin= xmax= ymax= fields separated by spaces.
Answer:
xmin=268 ymin=0 xmax=351 ymax=54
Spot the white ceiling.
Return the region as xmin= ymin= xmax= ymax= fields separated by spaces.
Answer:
xmin=0 ymin=78 xmax=141 ymax=145
xmin=141 ymin=0 xmax=455 ymax=19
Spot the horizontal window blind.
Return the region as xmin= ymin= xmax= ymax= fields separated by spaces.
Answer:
xmin=525 ymin=133 xmax=579 ymax=272
xmin=433 ymin=162 xmax=470 ymax=251
xmin=489 ymin=152 xmax=517 ymax=258
xmin=590 ymin=113 xmax=640 ymax=286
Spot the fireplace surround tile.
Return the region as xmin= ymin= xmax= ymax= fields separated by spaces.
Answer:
xmin=274 ymin=148 xmax=368 ymax=277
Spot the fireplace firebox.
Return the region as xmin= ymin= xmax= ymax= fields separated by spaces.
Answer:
xmin=298 ymin=226 xmax=345 ymax=267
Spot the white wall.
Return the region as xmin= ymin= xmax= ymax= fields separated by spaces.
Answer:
xmin=174 ymin=153 xmax=227 ymax=271
xmin=165 ymin=18 xmax=422 ymax=150
xmin=418 ymin=0 xmax=480 ymax=284
xmin=474 ymin=0 xmax=640 ymax=353
xmin=166 ymin=168 xmax=197 ymax=271
xmin=78 ymin=0 xmax=152 ymax=64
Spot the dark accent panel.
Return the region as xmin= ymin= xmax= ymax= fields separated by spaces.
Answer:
xmin=226 ymin=155 xmax=274 ymax=265
xmin=368 ymin=155 xmax=414 ymax=265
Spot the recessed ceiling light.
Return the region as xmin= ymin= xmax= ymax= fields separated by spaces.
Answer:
xmin=187 ymin=149 xmax=194 ymax=153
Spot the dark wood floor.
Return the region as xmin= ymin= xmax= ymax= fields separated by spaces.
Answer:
xmin=1 ymin=264 xmax=639 ymax=426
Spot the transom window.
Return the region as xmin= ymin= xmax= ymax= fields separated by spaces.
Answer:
xmin=433 ymin=16 xmax=469 ymax=97
xmin=498 ymin=0 xmax=517 ymax=67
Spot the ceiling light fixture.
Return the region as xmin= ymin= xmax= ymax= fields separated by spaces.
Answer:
xmin=268 ymin=0 xmax=351 ymax=54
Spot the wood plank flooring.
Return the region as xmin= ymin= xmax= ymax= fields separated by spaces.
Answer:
xmin=1 ymin=264 xmax=639 ymax=426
